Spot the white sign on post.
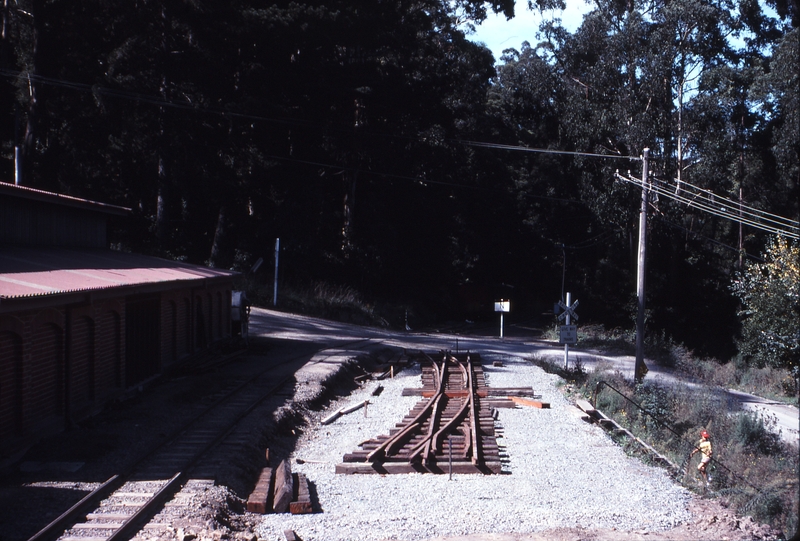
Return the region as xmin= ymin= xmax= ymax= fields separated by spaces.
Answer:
xmin=559 ymin=324 xmax=577 ymax=344
xmin=558 ymin=293 xmax=578 ymax=369
xmin=494 ymin=299 xmax=510 ymax=338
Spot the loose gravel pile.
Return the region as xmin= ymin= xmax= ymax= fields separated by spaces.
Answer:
xmin=255 ymin=353 xmax=692 ymax=541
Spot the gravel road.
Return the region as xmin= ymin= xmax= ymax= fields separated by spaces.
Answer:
xmin=1 ymin=308 xmax=782 ymax=541
xmin=255 ymin=353 xmax=692 ymax=541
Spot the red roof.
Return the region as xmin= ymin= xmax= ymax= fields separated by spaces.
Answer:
xmin=0 ymin=247 xmax=237 ymax=300
xmin=0 ymin=181 xmax=131 ymax=215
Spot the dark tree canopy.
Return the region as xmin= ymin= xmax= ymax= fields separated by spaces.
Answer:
xmin=1 ymin=0 xmax=796 ymax=357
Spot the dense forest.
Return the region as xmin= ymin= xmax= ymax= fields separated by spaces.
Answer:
xmin=1 ymin=0 xmax=797 ymax=364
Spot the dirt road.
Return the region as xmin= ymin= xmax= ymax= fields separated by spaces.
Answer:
xmin=248 ymin=307 xmax=799 ymax=445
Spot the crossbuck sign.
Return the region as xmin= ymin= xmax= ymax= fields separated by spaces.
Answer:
xmin=557 ymin=293 xmax=579 ymax=368
xmin=557 ymin=299 xmax=579 ymax=321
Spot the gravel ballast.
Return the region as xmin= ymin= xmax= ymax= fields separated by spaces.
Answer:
xmin=255 ymin=353 xmax=692 ymax=541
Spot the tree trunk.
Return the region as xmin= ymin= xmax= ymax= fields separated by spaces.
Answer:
xmin=156 ymin=156 xmax=169 ymax=243
xmin=342 ymin=169 xmax=358 ymax=257
xmin=21 ymin=0 xmax=46 ymax=186
xmin=209 ymin=205 xmax=228 ymax=268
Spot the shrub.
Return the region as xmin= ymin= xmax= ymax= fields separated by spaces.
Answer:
xmin=730 ymin=236 xmax=799 ymax=374
xmin=678 ymin=357 xmax=797 ymax=406
xmin=567 ymin=368 xmax=798 ymax=535
xmin=529 ymin=354 xmax=589 ymax=386
xmin=734 ymin=411 xmax=782 ymax=456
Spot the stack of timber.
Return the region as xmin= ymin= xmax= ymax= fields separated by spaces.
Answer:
xmin=575 ymin=399 xmax=679 ymax=472
xmin=247 ymin=459 xmax=313 ymax=515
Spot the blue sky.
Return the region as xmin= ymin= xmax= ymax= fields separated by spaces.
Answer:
xmin=467 ymin=0 xmax=593 ymax=61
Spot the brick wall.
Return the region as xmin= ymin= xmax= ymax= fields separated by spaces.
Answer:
xmin=0 ymin=280 xmax=233 ymax=457
xmin=94 ymin=303 xmax=124 ymax=396
xmin=69 ymin=311 xmax=95 ymax=414
xmin=0 ymin=328 xmax=24 ymax=438
xmin=28 ymin=310 xmax=65 ymax=434
xmin=160 ymin=290 xmax=192 ymax=369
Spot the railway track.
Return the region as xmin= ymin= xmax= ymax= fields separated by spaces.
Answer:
xmin=337 ymin=352 xmax=503 ymax=474
xmin=27 ymin=339 xmax=374 ymax=541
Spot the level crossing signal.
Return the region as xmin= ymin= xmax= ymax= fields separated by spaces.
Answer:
xmin=556 ymin=299 xmax=579 ymax=322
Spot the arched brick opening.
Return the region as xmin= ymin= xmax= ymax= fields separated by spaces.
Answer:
xmin=0 ymin=330 xmax=24 ymax=438
xmin=70 ymin=315 xmax=96 ymax=408
xmin=29 ymin=321 xmax=64 ymax=431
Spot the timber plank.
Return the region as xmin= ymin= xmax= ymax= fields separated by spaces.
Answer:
xmin=273 ymin=460 xmax=293 ymax=513
xmin=508 ymin=396 xmax=550 ymax=409
xmin=290 ymin=473 xmax=312 ymax=515
xmin=575 ymin=399 xmax=596 ymax=415
xmin=246 ymin=467 xmax=274 ymax=514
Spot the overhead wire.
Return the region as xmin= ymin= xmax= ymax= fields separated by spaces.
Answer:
xmin=2 ymin=68 xmax=645 ymax=165
xmin=563 ymin=229 xmax=619 ymax=250
xmin=663 ymin=175 xmax=799 ymax=230
xmin=260 ymin=152 xmax=486 ymax=191
xmin=459 ymin=139 xmax=642 ymax=161
xmin=651 ymin=182 xmax=799 ymax=239
xmin=652 ymin=215 xmax=766 ymax=262
xmin=5 ymin=68 xmax=796 ymax=241
xmin=614 ymin=172 xmax=800 ymax=240
xmin=652 ymin=185 xmax=788 ymax=235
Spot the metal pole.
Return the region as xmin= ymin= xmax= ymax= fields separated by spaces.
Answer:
xmin=561 ymin=244 xmax=566 ymax=302
xmin=273 ymin=238 xmax=280 ymax=306
xmin=635 ymin=149 xmax=649 ymax=383
xmin=564 ymin=291 xmax=571 ymax=370
xmin=499 ymin=312 xmax=504 ymax=339
xmin=14 ymin=146 xmax=21 ymax=185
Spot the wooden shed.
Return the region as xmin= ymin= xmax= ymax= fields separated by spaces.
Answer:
xmin=0 ymin=182 xmax=238 ymax=458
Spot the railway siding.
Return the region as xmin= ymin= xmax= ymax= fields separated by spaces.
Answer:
xmin=337 ymin=352 xmax=518 ymax=474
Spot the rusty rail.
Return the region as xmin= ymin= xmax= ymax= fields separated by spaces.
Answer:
xmin=339 ymin=351 xmax=500 ymax=474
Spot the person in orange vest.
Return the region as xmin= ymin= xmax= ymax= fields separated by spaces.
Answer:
xmin=690 ymin=430 xmax=713 ymax=485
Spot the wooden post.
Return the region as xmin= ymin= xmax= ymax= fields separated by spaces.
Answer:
xmin=635 ymin=148 xmax=649 ymax=383
xmin=273 ymin=238 xmax=280 ymax=306
xmin=563 ymin=292 xmax=571 ymax=370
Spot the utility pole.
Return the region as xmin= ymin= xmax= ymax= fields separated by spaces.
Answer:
xmin=273 ymin=238 xmax=280 ymax=306
xmin=564 ymin=291 xmax=572 ymax=370
xmin=634 ymin=148 xmax=649 ymax=383
xmin=739 ymin=187 xmax=744 ymax=270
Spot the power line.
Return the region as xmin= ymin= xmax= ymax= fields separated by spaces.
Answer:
xmin=651 ymin=182 xmax=799 ymax=239
xmin=7 ymin=68 xmax=796 ymax=241
xmin=260 ymin=152 xmax=487 ymax=190
xmin=563 ymin=229 xmax=619 ymax=250
xmin=2 ymin=67 xmax=641 ymax=168
xmin=460 ymin=140 xmax=642 ymax=161
xmin=663 ymin=175 xmax=799 ymax=230
xmin=652 ymin=215 xmax=765 ymax=262
xmin=614 ymin=172 xmax=800 ymax=240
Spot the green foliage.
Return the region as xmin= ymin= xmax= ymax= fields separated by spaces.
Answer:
xmin=528 ymin=354 xmax=588 ymax=386
xmin=731 ymin=236 xmax=800 ymax=375
xmin=734 ymin=411 xmax=782 ymax=455
xmin=570 ymin=367 xmax=798 ymax=534
xmin=1 ymin=0 xmax=796 ymax=353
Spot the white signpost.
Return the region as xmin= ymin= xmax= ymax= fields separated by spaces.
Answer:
xmin=556 ymin=292 xmax=579 ymax=369
xmin=494 ymin=299 xmax=510 ymax=338
xmin=559 ymin=324 xmax=577 ymax=344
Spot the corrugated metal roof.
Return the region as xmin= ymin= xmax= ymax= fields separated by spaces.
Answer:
xmin=0 ymin=181 xmax=131 ymax=216
xmin=0 ymin=247 xmax=237 ymax=300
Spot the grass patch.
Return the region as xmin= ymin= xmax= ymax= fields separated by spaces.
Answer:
xmin=678 ymin=358 xmax=798 ymax=406
xmin=533 ymin=353 xmax=799 ymax=537
xmin=238 ymin=279 xmax=392 ymax=327
xmin=555 ymin=324 xmax=798 ymax=406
